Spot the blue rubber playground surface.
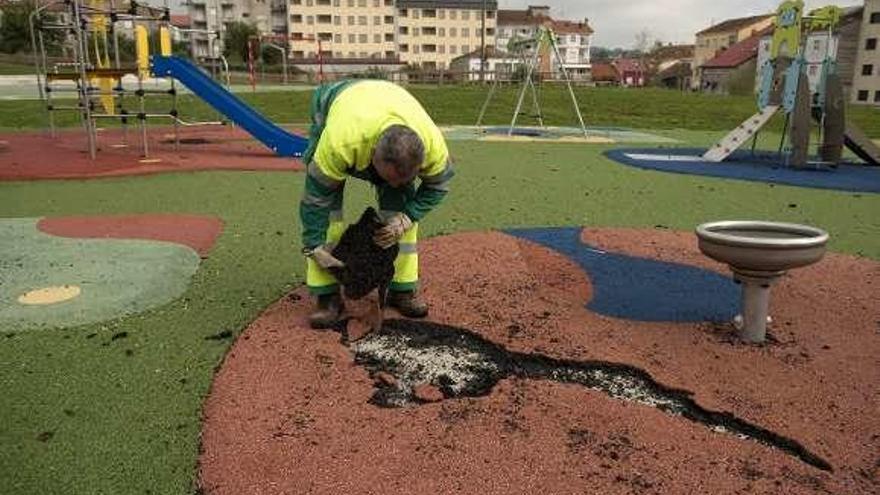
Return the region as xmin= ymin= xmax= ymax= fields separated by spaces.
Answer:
xmin=606 ymin=148 xmax=880 ymax=193
xmin=506 ymin=227 xmax=738 ymax=323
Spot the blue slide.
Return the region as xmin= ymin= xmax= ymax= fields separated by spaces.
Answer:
xmin=151 ymin=55 xmax=308 ymax=157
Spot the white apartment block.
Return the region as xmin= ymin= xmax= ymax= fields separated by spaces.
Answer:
xmin=448 ymin=46 xmax=520 ymax=80
xmin=186 ymin=0 xmax=499 ymax=68
xmin=188 ymin=0 xmax=273 ymax=59
xmin=396 ymin=0 xmax=497 ymax=69
xmin=271 ymin=0 xmax=289 ymax=36
xmin=853 ymin=0 xmax=880 ymax=104
xmin=288 ymin=0 xmax=397 ymax=60
xmin=496 ymin=5 xmax=592 ymax=79
xmin=287 ymin=0 xmax=497 ymax=68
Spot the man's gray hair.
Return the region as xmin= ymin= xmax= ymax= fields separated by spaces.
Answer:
xmin=375 ymin=125 xmax=424 ymax=175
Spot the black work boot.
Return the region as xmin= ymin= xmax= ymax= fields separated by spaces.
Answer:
xmin=309 ymin=292 xmax=344 ymax=329
xmin=387 ymin=290 xmax=428 ymax=318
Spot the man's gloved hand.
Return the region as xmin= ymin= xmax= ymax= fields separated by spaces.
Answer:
xmin=374 ymin=213 xmax=413 ymax=249
xmin=306 ymin=245 xmax=345 ymax=269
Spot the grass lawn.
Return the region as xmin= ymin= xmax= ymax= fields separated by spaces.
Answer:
xmin=0 ymin=61 xmax=35 ymax=75
xmin=1 ymin=85 xmax=878 ymax=138
xmin=0 ymin=86 xmax=879 ymax=494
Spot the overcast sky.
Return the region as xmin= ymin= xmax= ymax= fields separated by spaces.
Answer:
xmin=498 ymin=0 xmax=865 ymax=48
xmin=166 ymin=0 xmax=866 ymax=48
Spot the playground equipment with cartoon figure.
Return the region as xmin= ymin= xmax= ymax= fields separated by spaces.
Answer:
xmin=704 ymin=0 xmax=879 ymax=168
xmin=29 ymin=0 xmax=307 ymax=159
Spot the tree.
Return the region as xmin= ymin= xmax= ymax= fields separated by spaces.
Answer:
xmin=223 ymin=21 xmax=258 ymax=64
xmin=116 ymin=36 xmax=137 ymax=59
xmin=0 ymin=0 xmax=33 ymax=53
xmin=591 ymin=45 xmax=645 ymax=62
xmin=633 ymin=29 xmax=654 ymax=54
xmin=590 ymin=46 xmax=613 ymax=62
xmin=1 ymin=0 xmax=61 ymax=54
xmin=1 ymin=1 xmax=65 ymax=55
xmin=631 ymin=29 xmax=656 ymax=84
xmin=353 ymin=66 xmax=388 ymax=80
xmin=260 ymin=43 xmax=282 ymax=65
xmin=172 ymin=40 xmax=190 ymax=59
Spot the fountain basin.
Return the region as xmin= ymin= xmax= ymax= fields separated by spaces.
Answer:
xmin=695 ymin=221 xmax=829 ymax=343
xmin=696 ymin=221 xmax=828 ymax=275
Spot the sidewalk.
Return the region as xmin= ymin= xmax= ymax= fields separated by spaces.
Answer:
xmin=0 ymin=74 xmax=314 ymax=100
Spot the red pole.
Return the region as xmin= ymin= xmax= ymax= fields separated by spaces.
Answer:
xmin=317 ymin=39 xmax=324 ymax=82
xmin=247 ymin=38 xmax=256 ymax=92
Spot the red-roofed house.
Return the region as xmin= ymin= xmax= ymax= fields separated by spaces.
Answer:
xmin=170 ymin=15 xmax=192 ymax=29
xmin=656 ymin=61 xmax=693 ymax=90
xmin=693 ymin=14 xmax=774 ymax=89
xmin=613 ymin=58 xmax=646 ymax=87
xmin=700 ymin=26 xmax=772 ymax=94
xmin=647 ymin=43 xmax=694 ymax=89
xmin=170 ymin=14 xmax=192 ymax=43
xmin=496 ymin=5 xmax=593 ymax=80
xmin=590 ymin=62 xmax=619 ymax=85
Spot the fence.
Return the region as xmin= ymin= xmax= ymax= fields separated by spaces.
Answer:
xmin=4 ymin=52 xmax=598 ymax=88
xmin=234 ymin=67 xmax=595 ymax=87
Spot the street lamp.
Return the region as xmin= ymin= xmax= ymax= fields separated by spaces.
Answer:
xmin=263 ymin=41 xmax=288 ymax=84
xmin=480 ymin=0 xmax=486 ymax=82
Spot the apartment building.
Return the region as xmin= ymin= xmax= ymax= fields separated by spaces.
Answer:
xmin=397 ymin=0 xmax=497 ymax=69
xmin=495 ymin=6 xmax=592 ymax=80
xmin=188 ymin=0 xmax=273 ymax=59
xmin=701 ymin=26 xmax=770 ymax=95
xmin=551 ymin=20 xmax=592 ymax=79
xmin=853 ymin=0 xmax=880 ymax=105
xmin=286 ymin=0 xmax=496 ymax=69
xmin=271 ymin=0 xmax=289 ymax=36
xmin=693 ymin=14 xmax=773 ymax=89
xmin=288 ymin=0 xmax=396 ymax=61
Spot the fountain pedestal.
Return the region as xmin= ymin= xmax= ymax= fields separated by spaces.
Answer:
xmin=696 ymin=221 xmax=829 ymax=343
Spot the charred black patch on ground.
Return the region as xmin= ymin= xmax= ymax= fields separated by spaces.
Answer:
xmin=205 ymin=330 xmax=234 ymax=341
xmin=352 ymin=319 xmax=832 ymax=472
xmin=163 ymin=137 xmax=212 ymax=145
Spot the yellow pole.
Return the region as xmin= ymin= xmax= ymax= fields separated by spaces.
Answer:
xmin=136 ymin=25 xmax=150 ymax=79
xmin=90 ymin=1 xmax=114 ymax=114
xmin=159 ymin=26 xmax=172 ymax=57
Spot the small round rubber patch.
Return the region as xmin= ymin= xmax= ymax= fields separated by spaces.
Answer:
xmin=17 ymin=285 xmax=82 ymax=305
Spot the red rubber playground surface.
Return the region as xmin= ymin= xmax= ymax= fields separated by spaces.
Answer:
xmin=0 ymin=125 xmax=305 ymax=180
xmin=37 ymin=214 xmax=224 ymax=258
xmin=199 ymin=228 xmax=880 ymax=495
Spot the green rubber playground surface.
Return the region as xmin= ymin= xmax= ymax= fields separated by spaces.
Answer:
xmin=0 ymin=86 xmax=878 ymax=493
xmin=0 ymin=218 xmax=201 ymax=329
xmin=441 ymin=125 xmax=678 ymax=144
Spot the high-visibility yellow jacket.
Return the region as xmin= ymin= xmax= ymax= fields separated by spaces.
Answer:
xmin=300 ymin=80 xmax=454 ymax=249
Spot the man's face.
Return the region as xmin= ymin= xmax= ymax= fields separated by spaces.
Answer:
xmin=374 ymin=156 xmax=418 ymax=188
